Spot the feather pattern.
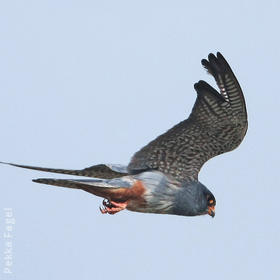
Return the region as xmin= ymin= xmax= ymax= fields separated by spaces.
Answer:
xmin=127 ymin=52 xmax=247 ymax=182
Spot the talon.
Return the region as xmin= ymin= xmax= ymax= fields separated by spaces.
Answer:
xmin=99 ymin=200 xmax=128 ymax=215
xmin=103 ymin=199 xmax=112 ymax=208
xmin=99 ymin=206 xmax=108 ymax=214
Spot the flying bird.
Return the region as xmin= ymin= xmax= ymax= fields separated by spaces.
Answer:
xmin=2 ymin=52 xmax=247 ymax=218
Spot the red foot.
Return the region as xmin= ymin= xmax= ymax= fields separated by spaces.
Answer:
xmin=99 ymin=200 xmax=127 ymax=215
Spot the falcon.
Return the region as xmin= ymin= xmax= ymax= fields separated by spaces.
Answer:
xmin=2 ymin=52 xmax=247 ymax=218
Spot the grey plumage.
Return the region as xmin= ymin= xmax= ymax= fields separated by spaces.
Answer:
xmin=2 ymin=52 xmax=247 ymax=218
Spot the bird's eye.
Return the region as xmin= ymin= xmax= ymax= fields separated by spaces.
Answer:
xmin=209 ymin=199 xmax=214 ymax=205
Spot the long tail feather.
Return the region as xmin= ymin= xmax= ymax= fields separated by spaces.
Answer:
xmin=33 ymin=177 xmax=140 ymax=202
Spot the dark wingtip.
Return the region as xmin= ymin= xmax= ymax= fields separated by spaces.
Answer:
xmin=194 ymin=80 xmax=207 ymax=91
xmin=0 ymin=161 xmax=24 ymax=169
xmin=194 ymin=80 xmax=225 ymax=101
xmin=32 ymin=179 xmax=41 ymax=183
xmin=208 ymin=53 xmax=216 ymax=61
xmin=217 ymin=51 xmax=227 ymax=61
xmin=209 ymin=53 xmax=220 ymax=66
xmin=202 ymin=52 xmax=223 ymax=65
xmin=201 ymin=58 xmax=209 ymax=67
xmin=0 ymin=161 xmax=11 ymax=166
xmin=201 ymin=58 xmax=212 ymax=75
xmin=194 ymin=82 xmax=199 ymax=91
xmin=194 ymin=80 xmax=209 ymax=92
xmin=216 ymin=52 xmax=230 ymax=68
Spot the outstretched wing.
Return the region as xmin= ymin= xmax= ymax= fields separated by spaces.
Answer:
xmin=0 ymin=161 xmax=128 ymax=179
xmin=128 ymin=52 xmax=247 ymax=182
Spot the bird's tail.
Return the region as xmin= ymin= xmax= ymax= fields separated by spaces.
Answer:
xmin=32 ymin=176 xmax=140 ymax=202
xmin=1 ymin=161 xmax=137 ymax=201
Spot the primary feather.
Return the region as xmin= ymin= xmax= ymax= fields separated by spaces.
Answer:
xmin=127 ymin=52 xmax=247 ymax=182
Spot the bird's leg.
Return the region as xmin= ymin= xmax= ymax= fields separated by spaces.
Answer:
xmin=99 ymin=199 xmax=128 ymax=215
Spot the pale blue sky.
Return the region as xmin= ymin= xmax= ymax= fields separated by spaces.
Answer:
xmin=1 ymin=1 xmax=280 ymax=280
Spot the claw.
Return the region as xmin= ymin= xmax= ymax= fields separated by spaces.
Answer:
xmin=99 ymin=206 xmax=108 ymax=214
xmin=102 ymin=199 xmax=112 ymax=208
xmin=99 ymin=200 xmax=128 ymax=215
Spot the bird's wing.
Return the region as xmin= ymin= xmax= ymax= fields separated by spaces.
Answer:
xmin=128 ymin=52 xmax=247 ymax=182
xmin=0 ymin=161 xmax=128 ymax=179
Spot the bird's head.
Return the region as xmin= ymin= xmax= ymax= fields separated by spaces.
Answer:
xmin=173 ymin=181 xmax=216 ymax=218
xmin=205 ymin=192 xmax=216 ymax=218
xmin=198 ymin=183 xmax=216 ymax=218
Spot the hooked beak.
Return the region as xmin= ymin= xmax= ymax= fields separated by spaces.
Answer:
xmin=207 ymin=206 xmax=215 ymax=218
